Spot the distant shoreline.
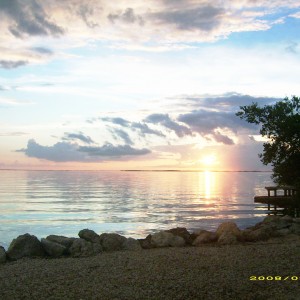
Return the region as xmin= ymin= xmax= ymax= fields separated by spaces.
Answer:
xmin=0 ymin=169 xmax=272 ymax=172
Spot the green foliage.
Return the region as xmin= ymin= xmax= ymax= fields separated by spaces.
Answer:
xmin=236 ymin=96 xmax=300 ymax=186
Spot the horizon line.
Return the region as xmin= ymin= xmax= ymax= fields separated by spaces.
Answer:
xmin=0 ymin=168 xmax=272 ymax=173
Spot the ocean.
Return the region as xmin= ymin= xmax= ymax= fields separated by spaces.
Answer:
xmin=0 ymin=170 xmax=273 ymax=249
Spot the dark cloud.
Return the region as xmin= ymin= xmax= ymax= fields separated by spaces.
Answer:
xmin=178 ymin=109 xmax=255 ymax=135
xmin=62 ymin=132 xmax=94 ymax=144
xmin=110 ymin=128 xmax=134 ymax=145
xmin=131 ymin=122 xmax=165 ymax=137
xmin=101 ymin=117 xmax=130 ymax=126
xmin=18 ymin=139 xmax=150 ymax=162
xmin=17 ymin=139 xmax=87 ymax=162
xmin=0 ymin=60 xmax=28 ymax=69
xmin=0 ymin=0 xmax=64 ymax=38
xmin=182 ymin=93 xmax=279 ymax=110
xmin=30 ymin=47 xmax=53 ymax=55
xmin=211 ymin=132 xmax=234 ymax=145
xmin=153 ymin=5 xmax=224 ymax=31
xmin=77 ymin=4 xmax=99 ymax=28
xmin=79 ymin=143 xmax=150 ymax=157
xmin=101 ymin=117 xmax=164 ymax=137
xmin=144 ymin=113 xmax=192 ymax=137
xmin=108 ymin=8 xmax=144 ymax=26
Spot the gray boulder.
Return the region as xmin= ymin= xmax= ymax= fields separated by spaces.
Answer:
xmin=69 ymin=238 xmax=102 ymax=257
xmin=46 ymin=235 xmax=76 ymax=250
xmin=0 ymin=246 xmax=6 ymax=263
xmin=293 ymin=218 xmax=300 ymax=224
xmin=151 ymin=231 xmax=185 ymax=248
xmin=99 ymin=233 xmax=127 ymax=251
xmin=138 ymin=235 xmax=155 ymax=249
xmin=41 ymin=238 xmax=66 ymax=258
xmin=289 ymin=223 xmax=300 ymax=235
xmin=78 ymin=229 xmax=101 ymax=244
xmin=192 ymin=230 xmax=217 ymax=246
xmin=216 ymin=222 xmax=242 ymax=241
xmin=218 ymin=231 xmax=238 ymax=245
xmin=242 ymin=225 xmax=274 ymax=242
xmin=277 ymin=228 xmax=291 ymax=236
xmin=122 ymin=238 xmax=142 ymax=251
xmin=165 ymin=227 xmax=192 ymax=245
xmin=262 ymin=215 xmax=292 ymax=230
xmin=7 ymin=233 xmax=45 ymax=260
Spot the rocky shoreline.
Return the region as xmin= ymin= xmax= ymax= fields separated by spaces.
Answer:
xmin=1 ymin=215 xmax=300 ymax=299
xmin=1 ymin=215 xmax=300 ymax=263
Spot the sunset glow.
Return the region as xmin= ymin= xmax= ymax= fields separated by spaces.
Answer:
xmin=0 ymin=1 xmax=299 ymax=170
xmin=201 ymin=155 xmax=218 ymax=167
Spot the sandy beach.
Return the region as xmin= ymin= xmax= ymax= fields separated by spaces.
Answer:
xmin=1 ymin=234 xmax=300 ymax=300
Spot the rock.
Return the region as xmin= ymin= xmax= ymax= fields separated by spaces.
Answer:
xmin=277 ymin=228 xmax=291 ymax=236
xmin=41 ymin=238 xmax=66 ymax=258
xmin=7 ymin=234 xmax=45 ymax=260
xmin=138 ymin=235 xmax=155 ymax=249
xmin=69 ymin=238 xmax=102 ymax=257
xmin=293 ymin=218 xmax=300 ymax=224
xmin=122 ymin=238 xmax=142 ymax=251
xmin=289 ymin=223 xmax=300 ymax=235
xmin=78 ymin=229 xmax=101 ymax=244
xmin=0 ymin=246 xmax=6 ymax=263
xmin=192 ymin=230 xmax=217 ymax=246
xmin=216 ymin=222 xmax=242 ymax=240
xmin=46 ymin=235 xmax=76 ymax=250
xmin=242 ymin=226 xmax=274 ymax=242
xmin=99 ymin=233 xmax=127 ymax=251
xmin=218 ymin=232 xmax=238 ymax=245
xmin=151 ymin=231 xmax=185 ymax=248
xmin=263 ymin=215 xmax=281 ymax=223
xmin=262 ymin=215 xmax=292 ymax=230
xmin=281 ymin=215 xmax=293 ymax=223
xmin=165 ymin=227 xmax=192 ymax=245
xmin=169 ymin=235 xmax=186 ymax=247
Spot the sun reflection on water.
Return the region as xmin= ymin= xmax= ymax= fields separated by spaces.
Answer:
xmin=204 ymin=171 xmax=214 ymax=199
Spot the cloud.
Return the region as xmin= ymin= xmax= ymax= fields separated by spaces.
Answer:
xmin=0 ymin=0 xmax=64 ymax=38
xmin=17 ymin=139 xmax=87 ymax=162
xmin=144 ymin=113 xmax=192 ymax=137
xmin=285 ymin=42 xmax=298 ymax=54
xmin=79 ymin=143 xmax=150 ymax=157
xmin=211 ymin=132 xmax=234 ymax=145
xmin=180 ymin=92 xmax=279 ymax=110
xmin=76 ymin=3 xmax=99 ymax=28
xmin=1 ymin=0 xmax=298 ymax=51
xmin=0 ymin=132 xmax=28 ymax=137
xmin=62 ymin=132 xmax=94 ymax=144
xmin=110 ymin=128 xmax=134 ymax=145
xmin=18 ymin=139 xmax=151 ymax=162
xmin=101 ymin=117 xmax=165 ymax=137
xmin=178 ymin=109 xmax=255 ymax=135
xmin=101 ymin=117 xmax=130 ymax=127
xmin=152 ymin=5 xmax=224 ymax=32
xmin=30 ymin=47 xmax=53 ymax=55
xmin=108 ymin=8 xmax=144 ymax=26
xmin=0 ymin=60 xmax=28 ymax=69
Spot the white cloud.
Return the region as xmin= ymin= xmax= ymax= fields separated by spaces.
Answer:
xmin=0 ymin=0 xmax=299 ymax=68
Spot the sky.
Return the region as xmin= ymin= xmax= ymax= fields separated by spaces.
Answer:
xmin=1 ymin=0 xmax=300 ymax=171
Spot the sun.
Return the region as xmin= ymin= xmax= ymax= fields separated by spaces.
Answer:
xmin=201 ymin=154 xmax=217 ymax=166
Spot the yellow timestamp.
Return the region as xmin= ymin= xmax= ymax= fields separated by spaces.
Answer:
xmin=250 ymin=276 xmax=300 ymax=281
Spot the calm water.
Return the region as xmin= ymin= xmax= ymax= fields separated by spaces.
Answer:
xmin=0 ymin=170 xmax=273 ymax=249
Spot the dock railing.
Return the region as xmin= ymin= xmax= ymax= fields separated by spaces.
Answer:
xmin=264 ymin=186 xmax=298 ymax=197
xmin=254 ymin=186 xmax=299 ymax=216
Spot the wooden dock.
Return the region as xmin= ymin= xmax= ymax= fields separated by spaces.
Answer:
xmin=254 ymin=186 xmax=299 ymax=216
